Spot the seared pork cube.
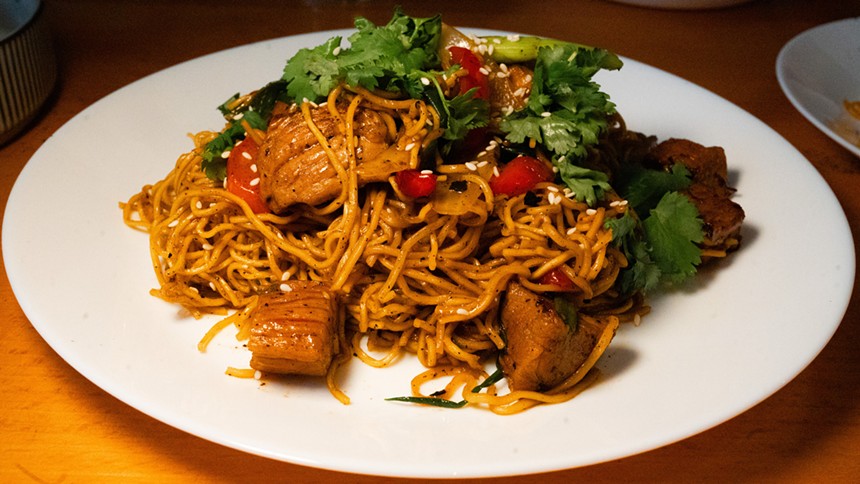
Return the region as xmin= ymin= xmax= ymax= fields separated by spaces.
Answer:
xmin=248 ymin=281 xmax=339 ymax=376
xmin=258 ymin=102 xmax=398 ymax=212
xmin=499 ymin=281 xmax=607 ymax=392
xmin=649 ymin=138 xmax=745 ymax=251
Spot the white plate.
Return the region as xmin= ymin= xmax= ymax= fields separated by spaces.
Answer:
xmin=608 ymin=0 xmax=752 ymax=9
xmin=3 ymin=29 xmax=855 ymax=478
xmin=777 ymin=17 xmax=860 ymax=158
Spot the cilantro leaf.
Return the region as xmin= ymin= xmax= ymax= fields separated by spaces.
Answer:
xmin=617 ymin=163 xmax=691 ymax=214
xmin=556 ymin=161 xmax=611 ymax=206
xmin=403 ymin=69 xmax=489 ymax=144
xmin=622 ymin=238 xmax=663 ymax=293
xmin=201 ymin=110 xmax=267 ymax=180
xmin=282 ymin=36 xmax=343 ymax=103
xmin=281 ymin=9 xmax=441 ymax=102
xmin=642 ymin=191 xmax=703 ymax=283
xmin=499 ymin=42 xmax=620 ymax=206
xmin=606 ymin=190 xmax=704 ymax=293
xmin=500 ymin=43 xmax=618 ymax=161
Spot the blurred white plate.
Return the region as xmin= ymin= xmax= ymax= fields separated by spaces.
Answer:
xmin=3 ymin=29 xmax=855 ymax=478
xmin=609 ymin=0 xmax=752 ymax=9
xmin=777 ymin=17 xmax=860 ymax=158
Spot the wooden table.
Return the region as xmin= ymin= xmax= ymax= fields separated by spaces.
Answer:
xmin=2 ymin=0 xmax=858 ymax=481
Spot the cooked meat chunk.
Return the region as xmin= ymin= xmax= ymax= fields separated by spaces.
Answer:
xmin=650 ymin=138 xmax=745 ymax=251
xmin=247 ymin=280 xmax=340 ymax=376
xmin=258 ymin=102 xmax=407 ymax=212
xmin=499 ymin=281 xmax=609 ymax=392
xmin=489 ymin=64 xmax=533 ymax=119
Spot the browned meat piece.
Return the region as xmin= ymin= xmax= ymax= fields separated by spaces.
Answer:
xmin=489 ymin=64 xmax=533 ymax=118
xmin=247 ymin=280 xmax=340 ymax=376
xmin=650 ymin=138 xmax=745 ymax=251
xmin=499 ymin=281 xmax=612 ymax=392
xmin=258 ymin=101 xmax=406 ymax=212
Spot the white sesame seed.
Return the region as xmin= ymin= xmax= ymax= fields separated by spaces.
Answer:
xmin=209 ymin=282 xmax=216 ymax=290
xmin=541 ymin=111 xmax=552 ymax=118
xmin=280 ymin=271 xmax=291 ymax=281
xmin=195 ymin=201 xmax=203 ymax=209
xmin=221 ymin=150 xmax=231 ymax=159
xmin=249 ymin=178 xmax=260 ymax=186
xmin=202 ymin=243 xmax=213 ymax=250
xmin=513 ymin=87 xmax=525 ymax=97
xmin=250 ymin=164 xmax=258 ymax=173
xmin=549 ymin=193 xmax=561 ymax=205
xmin=332 ymin=46 xmax=341 ymax=56
xmin=547 ymin=185 xmax=559 ymax=193
xmin=493 ymin=167 xmax=500 ymax=177
xmin=404 ymin=142 xmax=416 ymax=151
xmin=479 ymin=67 xmax=490 ymax=76
xmin=507 ymin=34 xmax=520 ymax=42
xmin=167 ymin=220 xmax=179 ymax=228
xmin=499 ymin=63 xmax=509 ymax=72
xmin=492 ymin=38 xmax=501 ymax=44
xmin=302 ymin=97 xmax=309 ymax=104
xmin=633 ymin=313 xmax=642 ymax=326
xmin=233 ymin=112 xmax=244 ymax=120
xmin=456 ymin=308 xmax=469 ymax=315
xmin=280 ymin=283 xmax=293 ymax=292
xmin=420 ymin=169 xmax=434 ymax=175
xmin=241 ymin=151 xmax=252 ymax=160
xmin=477 ymin=160 xmax=489 ymax=167
xmin=254 ymin=370 xmax=262 ymax=380
xmin=488 ymin=44 xmax=494 ymax=55
xmin=465 ymin=161 xmax=477 ymax=171
xmin=477 ymin=150 xmax=487 ymax=158
xmin=567 ymin=227 xmax=578 ymax=235
xmin=420 ymin=77 xmax=431 ymax=86
xmin=586 ymin=208 xmax=597 ymax=215
xmin=552 ymin=166 xmax=559 ymax=173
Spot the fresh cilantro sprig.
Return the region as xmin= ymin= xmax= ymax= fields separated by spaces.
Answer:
xmin=499 ymin=43 xmax=620 ymax=205
xmin=605 ymin=164 xmax=704 ymax=293
xmin=499 ymin=43 xmax=619 ymax=159
xmin=201 ymin=81 xmax=288 ymax=180
xmin=643 ymin=192 xmax=703 ymax=283
xmin=282 ymin=8 xmax=442 ymax=103
xmin=556 ymin=160 xmax=612 ymax=206
xmin=403 ymin=69 xmax=489 ymax=142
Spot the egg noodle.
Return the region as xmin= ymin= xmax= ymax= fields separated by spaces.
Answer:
xmin=121 ymin=81 xmax=652 ymax=414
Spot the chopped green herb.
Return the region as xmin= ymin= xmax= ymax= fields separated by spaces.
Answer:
xmin=385 ymin=366 xmax=504 ymax=408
